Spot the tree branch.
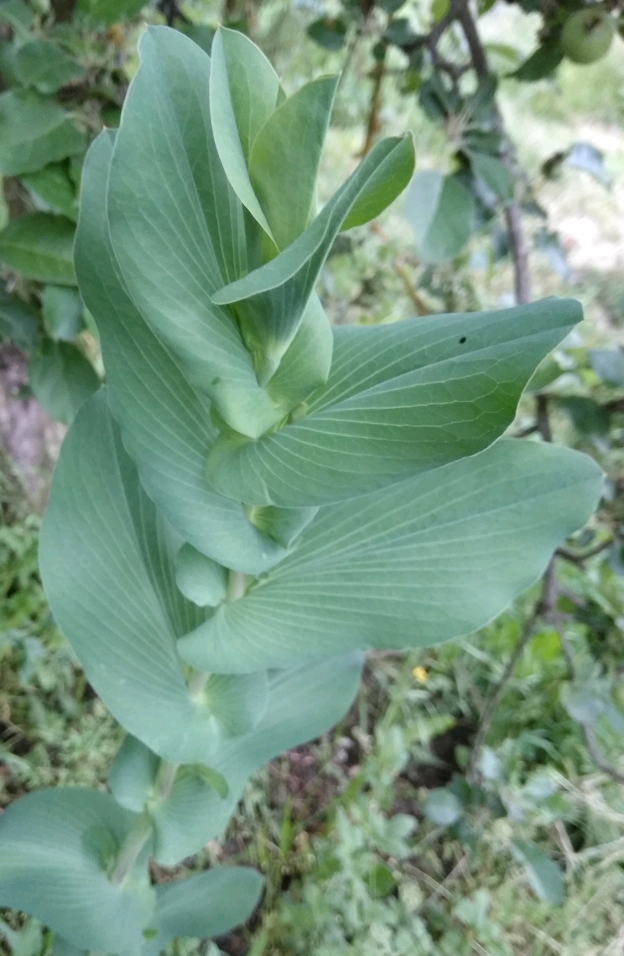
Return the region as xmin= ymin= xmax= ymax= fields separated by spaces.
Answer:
xmin=454 ymin=0 xmax=532 ymax=303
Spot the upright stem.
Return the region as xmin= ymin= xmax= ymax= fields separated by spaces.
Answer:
xmin=110 ymin=811 xmax=153 ymax=887
xmin=227 ymin=569 xmax=247 ymax=601
xmin=109 ymin=757 xmax=179 ymax=886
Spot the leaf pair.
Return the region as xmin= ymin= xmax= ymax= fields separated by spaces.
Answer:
xmin=39 ymin=390 xmax=364 ymax=795
xmin=0 ymin=786 xmax=263 ymax=955
xmin=105 ymin=26 xmax=414 ymax=437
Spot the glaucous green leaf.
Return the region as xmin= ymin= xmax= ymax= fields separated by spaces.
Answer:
xmin=206 ymin=298 xmax=581 ymax=507
xmin=249 ymin=75 xmax=338 ymax=250
xmin=106 ymin=27 xmax=286 ymax=439
xmin=0 ymin=213 xmax=76 ymax=284
xmin=14 ymin=41 xmax=86 ymax=95
xmin=201 ymin=672 xmax=269 ymax=737
xmin=340 ymin=133 xmax=415 ymax=230
xmin=109 ymin=735 xmax=161 ymax=814
xmin=42 ymin=286 xmax=85 ymax=340
xmin=181 ymin=439 xmax=602 ymax=673
xmin=0 ymin=788 xmax=155 ymax=953
xmin=76 ymin=129 xmax=286 ymax=574
xmin=406 ymin=169 xmax=474 ymax=262
xmin=28 ymin=340 xmax=99 ymax=424
xmin=130 ymin=655 xmax=363 ymax=864
xmin=265 ymin=292 xmax=333 ymax=413
xmin=174 ymin=544 xmax=227 ymax=607
xmin=0 ymin=91 xmax=85 ymax=176
xmin=511 ymin=840 xmax=565 ymax=905
xmin=38 ymin=390 xmax=271 ymax=764
xmin=214 ymin=135 xmax=415 ymax=382
xmin=142 ymin=867 xmax=263 ymax=956
xmin=209 ymin=26 xmax=280 ymax=234
xmin=20 ymin=162 xmax=79 ymax=221
xmin=0 ymin=283 xmax=38 ymax=349
xmin=51 ymin=937 xmax=86 ymax=956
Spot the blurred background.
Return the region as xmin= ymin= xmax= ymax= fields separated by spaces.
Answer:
xmin=3 ymin=0 xmax=624 ymax=953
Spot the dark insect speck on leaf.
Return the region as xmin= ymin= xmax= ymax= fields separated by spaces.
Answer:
xmin=459 ymin=336 xmax=467 ymax=344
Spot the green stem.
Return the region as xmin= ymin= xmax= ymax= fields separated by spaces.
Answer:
xmin=110 ymin=811 xmax=153 ymax=886
xmin=154 ymin=758 xmax=179 ymax=800
xmin=227 ymin=570 xmax=247 ymax=601
xmin=188 ymin=669 xmax=210 ymax=699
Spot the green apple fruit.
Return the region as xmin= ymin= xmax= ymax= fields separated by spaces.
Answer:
xmin=562 ymin=7 xmax=615 ymax=65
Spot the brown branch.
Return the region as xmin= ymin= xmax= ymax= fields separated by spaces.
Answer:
xmin=556 ymin=538 xmax=614 ymax=565
xmin=467 ymin=599 xmax=542 ymax=783
xmin=536 ymin=394 xmax=552 ymax=442
xmin=454 ymin=0 xmax=532 ymax=303
xmin=361 ymin=57 xmax=386 ymax=156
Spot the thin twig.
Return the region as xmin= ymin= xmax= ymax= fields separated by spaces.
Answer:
xmin=467 ymin=601 xmax=541 ymax=782
xmin=454 ymin=0 xmax=532 ymax=304
xmin=582 ymin=723 xmax=624 ymax=786
xmin=361 ymin=57 xmax=386 ymax=156
xmin=556 ymin=537 xmax=614 ymax=565
xmin=536 ymin=394 xmax=552 ymax=442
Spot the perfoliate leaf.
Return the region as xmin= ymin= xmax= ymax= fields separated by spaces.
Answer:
xmin=109 ymin=735 xmax=160 ymax=814
xmin=406 ymin=170 xmax=474 ymax=262
xmin=0 ymin=788 xmax=155 ymax=953
xmin=0 ymin=91 xmax=85 ymax=176
xmin=201 ymin=671 xmax=269 ymax=737
xmin=39 ymin=390 xmax=269 ymax=765
xmin=148 ymin=654 xmax=363 ymax=863
xmin=265 ymin=292 xmax=333 ymax=411
xmin=180 ymin=440 xmax=602 ymax=672
xmin=209 ymin=26 xmax=280 ymax=234
xmin=341 ymin=133 xmax=415 ymax=230
xmin=42 ymin=286 xmax=85 ymax=341
xmin=51 ymin=937 xmax=86 ymax=956
xmin=249 ymin=75 xmax=339 ymax=250
xmin=0 ymin=213 xmax=76 ymax=284
xmin=13 ymin=41 xmax=86 ymax=95
xmin=141 ymin=868 xmax=263 ymax=956
xmin=76 ymin=129 xmax=287 ymax=574
xmin=206 ymin=299 xmax=581 ymax=507
xmin=511 ymin=840 xmax=565 ymax=905
xmin=214 ymin=135 xmax=415 ymax=382
xmin=28 ymin=340 xmax=99 ymax=424
xmin=174 ymin=544 xmax=228 ymax=607
xmin=106 ymin=27 xmax=285 ymax=439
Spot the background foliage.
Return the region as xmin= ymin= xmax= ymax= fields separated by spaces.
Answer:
xmin=2 ymin=0 xmax=624 ymax=953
